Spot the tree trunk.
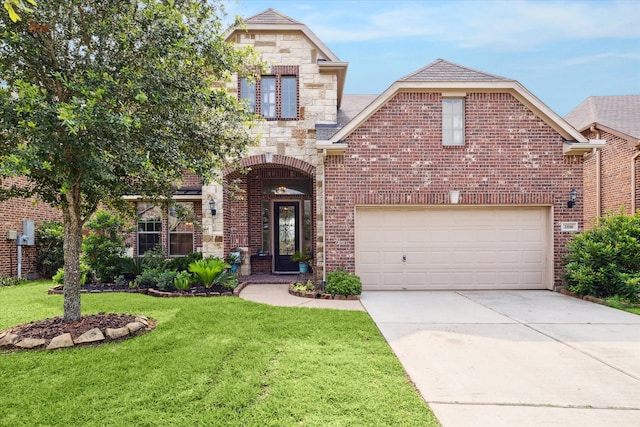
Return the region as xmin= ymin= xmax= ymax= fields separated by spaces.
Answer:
xmin=62 ymin=184 xmax=84 ymax=322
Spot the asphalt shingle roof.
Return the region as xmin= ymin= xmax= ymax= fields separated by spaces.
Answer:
xmin=316 ymin=94 xmax=377 ymax=140
xmin=565 ymin=95 xmax=640 ymax=140
xmin=244 ymin=8 xmax=303 ymax=25
xmin=400 ymin=59 xmax=511 ymax=82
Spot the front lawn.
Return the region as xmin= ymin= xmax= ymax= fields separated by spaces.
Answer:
xmin=0 ymin=281 xmax=438 ymax=426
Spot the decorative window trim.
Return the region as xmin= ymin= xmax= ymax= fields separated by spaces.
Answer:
xmin=239 ymin=66 xmax=299 ymax=120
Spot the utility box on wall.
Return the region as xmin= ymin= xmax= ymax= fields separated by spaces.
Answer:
xmin=6 ymin=230 xmax=17 ymax=240
xmin=18 ymin=220 xmax=35 ymax=246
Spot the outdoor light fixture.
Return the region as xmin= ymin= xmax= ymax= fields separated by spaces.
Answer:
xmin=209 ymin=199 xmax=217 ymax=216
xmin=567 ymin=189 xmax=578 ymax=208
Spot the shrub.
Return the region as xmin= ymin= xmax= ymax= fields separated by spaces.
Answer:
xmin=82 ymin=210 xmax=130 ymax=283
xmin=0 ymin=276 xmax=26 ymax=287
xmin=156 ymin=270 xmax=178 ymax=291
xmin=174 ymin=271 xmax=193 ymax=291
xmin=325 ymin=269 xmax=362 ymax=296
xmin=118 ymin=257 xmax=146 ymax=280
xmin=141 ymin=246 xmax=167 ymax=271
xmin=564 ymin=213 xmax=640 ymax=302
xmin=35 ymin=221 xmax=64 ymax=278
xmin=52 ymin=263 xmax=94 ymax=286
xmin=134 ymin=269 xmax=160 ymax=288
xmin=166 ymin=252 xmax=203 ymax=272
xmin=188 ymin=257 xmax=236 ymax=289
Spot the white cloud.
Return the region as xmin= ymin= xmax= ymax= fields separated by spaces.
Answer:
xmin=301 ymin=0 xmax=640 ymax=50
xmin=563 ymin=51 xmax=640 ymax=66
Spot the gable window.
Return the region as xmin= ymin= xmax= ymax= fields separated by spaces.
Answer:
xmin=442 ymin=98 xmax=465 ymax=146
xmin=137 ymin=202 xmax=162 ymax=256
xmin=239 ymin=66 xmax=299 ymax=120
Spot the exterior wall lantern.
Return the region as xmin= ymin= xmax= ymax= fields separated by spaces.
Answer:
xmin=209 ymin=199 xmax=217 ymax=217
xmin=567 ymin=189 xmax=578 ymax=208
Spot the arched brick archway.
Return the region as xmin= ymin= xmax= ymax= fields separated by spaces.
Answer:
xmin=224 ymin=154 xmax=315 ymax=177
xmin=223 ymin=154 xmax=317 ymax=277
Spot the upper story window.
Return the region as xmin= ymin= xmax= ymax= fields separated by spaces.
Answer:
xmin=240 ymin=78 xmax=256 ymax=113
xmin=442 ymin=98 xmax=465 ymax=146
xmin=261 ymin=76 xmax=277 ymax=118
xmin=239 ymin=66 xmax=299 ymax=120
xmin=281 ymin=76 xmax=297 ymax=119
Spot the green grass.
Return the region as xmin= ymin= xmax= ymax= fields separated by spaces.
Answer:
xmin=604 ymin=296 xmax=640 ymax=315
xmin=0 ymin=281 xmax=439 ymax=426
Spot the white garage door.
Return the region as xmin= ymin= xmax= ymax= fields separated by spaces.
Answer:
xmin=355 ymin=206 xmax=551 ymax=291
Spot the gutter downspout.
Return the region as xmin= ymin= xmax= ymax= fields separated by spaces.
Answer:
xmin=590 ymin=126 xmax=602 ymax=219
xmin=632 ymin=150 xmax=640 ymax=214
xmin=596 ymin=149 xmax=602 ymax=218
xmin=322 ymin=149 xmax=327 ymax=286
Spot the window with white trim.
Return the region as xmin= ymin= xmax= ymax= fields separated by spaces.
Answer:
xmin=137 ymin=202 xmax=162 ymax=256
xmin=442 ymin=98 xmax=465 ymax=146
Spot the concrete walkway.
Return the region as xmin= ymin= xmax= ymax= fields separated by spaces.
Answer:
xmin=239 ymin=284 xmax=365 ymax=311
xmin=361 ymin=290 xmax=640 ymax=427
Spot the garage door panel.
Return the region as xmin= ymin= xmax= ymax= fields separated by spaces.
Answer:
xmin=355 ymin=206 xmax=550 ymax=290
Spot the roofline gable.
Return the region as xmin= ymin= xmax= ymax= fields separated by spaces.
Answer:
xmin=329 ymin=80 xmax=588 ymax=143
xmin=578 ymin=122 xmax=640 ymax=149
xmin=226 ymin=9 xmax=348 ymax=107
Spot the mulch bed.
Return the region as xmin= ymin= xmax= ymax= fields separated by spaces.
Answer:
xmin=4 ymin=313 xmax=140 ymax=342
xmin=47 ymin=281 xmax=247 ymax=297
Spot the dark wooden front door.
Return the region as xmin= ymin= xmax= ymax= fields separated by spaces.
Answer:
xmin=274 ymin=201 xmax=299 ymax=272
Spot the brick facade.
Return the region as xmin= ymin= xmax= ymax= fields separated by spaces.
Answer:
xmin=224 ymin=157 xmax=315 ymax=274
xmin=0 ymin=177 xmax=61 ymax=277
xmin=582 ymin=128 xmax=639 ymax=226
xmin=324 ymin=92 xmax=584 ymax=289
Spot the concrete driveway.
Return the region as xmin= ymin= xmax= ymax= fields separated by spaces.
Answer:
xmin=360 ymin=290 xmax=640 ymax=427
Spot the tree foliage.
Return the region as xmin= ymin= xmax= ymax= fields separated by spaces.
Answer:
xmin=0 ymin=1 xmax=261 ymax=321
xmin=82 ymin=210 xmax=130 ymax=283
xmin=35 ymin=220 xmax=64 ymax=278
xmin=3 ymin=0 xmax=36 ymax=23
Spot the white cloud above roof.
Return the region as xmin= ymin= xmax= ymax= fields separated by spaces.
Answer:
xmin=303 ymin=1 xmax=640 ymax=50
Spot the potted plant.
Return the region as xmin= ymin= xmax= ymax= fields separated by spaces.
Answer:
xmin=291 ymin=247 xmax=313 ymax=273
xmin=225 ymin=250 xmax=241 ymax=273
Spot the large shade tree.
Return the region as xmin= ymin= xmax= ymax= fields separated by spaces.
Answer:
xmin=0 ymin=1 xmax=260 ymax=321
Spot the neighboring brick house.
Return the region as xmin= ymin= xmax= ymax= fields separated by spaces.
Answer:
xmin=204 ymin=8 xmax=604 ymax=291
xmin=0 ymin=177 xmax=61 ymax=277
xmin=565 ymin=95 xmax=640 ymax=225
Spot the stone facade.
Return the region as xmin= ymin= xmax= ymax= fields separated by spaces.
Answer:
xmin=202 ymin=12 xmax=345 ymax=280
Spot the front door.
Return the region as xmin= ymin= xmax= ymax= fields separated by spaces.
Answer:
xmin=274 ymin=201 xmax=300 ymax=272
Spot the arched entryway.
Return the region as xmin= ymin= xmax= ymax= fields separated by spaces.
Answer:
xmin=224 ymin=154 xmax=315 ymax=275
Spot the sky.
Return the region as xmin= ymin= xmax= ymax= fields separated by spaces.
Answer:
xmin=224 ymin=0 xmax=640 ymax=116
